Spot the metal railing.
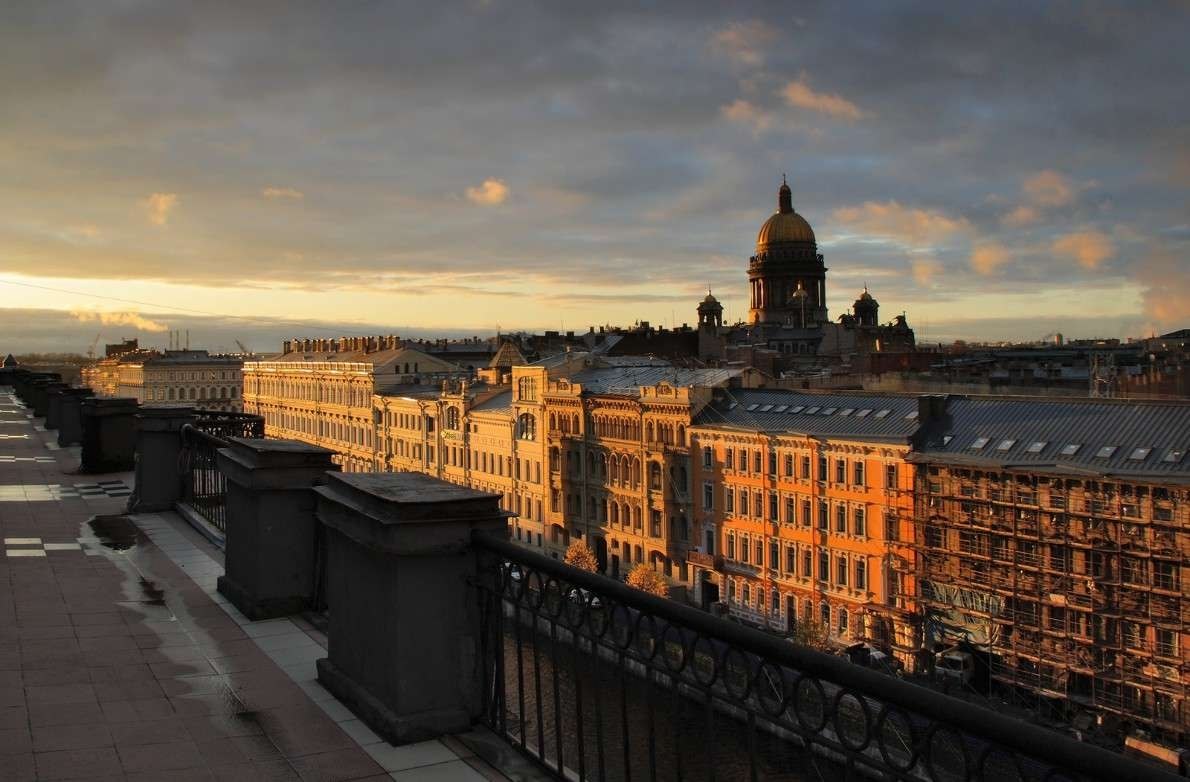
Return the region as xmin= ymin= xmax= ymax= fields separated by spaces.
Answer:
xmin=180 ymin=424 xmax=231 ymax=531
xmin=473 ymin=532 xmax=1178 ymax=782
xmin=193 ymin=410 xmax=264 ymax=439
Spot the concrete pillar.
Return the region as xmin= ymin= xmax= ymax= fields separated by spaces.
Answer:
xmin=57 ymin=388 xmax=95 ymax=446
xmin=29 ymin=375 xmax=61 ymax=417
xmin=130 ymin=407 xmax=196 ymax=512
xmin=216 ymin=438 xmax=339 ymax=620
xmin=81 ymin=397 xmax=139 ymax=474
xmin=44 ymin=384 xmax=68 ymax=430
xmin=314 ymin=473 xmax=508 ymax=744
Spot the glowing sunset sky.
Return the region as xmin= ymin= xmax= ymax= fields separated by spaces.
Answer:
xmin=2 ymin=2 xmax=1187 ymax=352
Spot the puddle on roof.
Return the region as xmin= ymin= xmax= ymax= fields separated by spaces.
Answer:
xmin=87 ymin=514 xmax=146 ymax=550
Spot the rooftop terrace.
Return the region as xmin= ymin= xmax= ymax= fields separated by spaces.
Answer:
xmin=0 ymin=387 xmax=504 ymax=780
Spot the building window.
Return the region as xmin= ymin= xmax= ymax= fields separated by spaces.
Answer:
xmin=818 ymin=551 xmax=829 ymax=581
xmin=725 ymin=449 xmax=734 ymax=470
xmin=702 ymin=482 xmax=714 ymax=510
xmin=754 ymin=539 xmax=763 ymax=566
xmin=739 ymin=490 xmax=749 ymax=516
xmin=802 ymin=550 xmax=812 ymax=578
xmin=856 ymin=559 xmax=867 ymax=591
xmin=854 ymin=507 xmax=866 ymax=537
xmin=743 ymin=583 xmax=750 ymax=606
xmin=885 ymin=511 xmax=899 ymax=541
xmin=835 ymin=459 xmax=846 ymax=484
xmin=516 ymin=413 xmax=536 ymax=440
xmin=725 ymin=488 xmax=734 ymax=513
xmin=836 ymin=556 xmax=848 ymax=587
xmin=885 ymin=464 xmax=897 ymax=490
xmin=818 ymin=455 xmax=828 ymax=482
xmin=801 ymin=455 xmax=811 ymax=479
xmin=769 ymin=541 xmax=779 ymax=570
xmin=837 ymin=608 xmax=849 ymax=636
xmin=783 ymin=454 xmax=793 ymax=476
xmin=1156 ymin=629 xmax=1179 ymax=658
xmin=784 ymin=496 xmax=795 ymax=524
xmin=836 ymin=505 xmax=847 ymax=533
xmin=768 ymin=452 xmax=777 ymax=475
xmin=820 ymin=603 xmax=831 ymax=629
xmin=740 ymin=536 xmax=749 ymax=564
xmin=702 ymin=446 xmax=713 ymax=468
xmin=854 ymin=461 xmax=865 ymax=486
xmin=818 ymin=501 xmax=828 ymax=530
xmin=801 ymin=500 xmax=811 ymax=527
xmin=785 ymin=546 xmax=796 ymax=574
xmin=768 ymin=492 xmax=778 ymax=520
xmin=726 ymin=532 xmax=736 ymax=560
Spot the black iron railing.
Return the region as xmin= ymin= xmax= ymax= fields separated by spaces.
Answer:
xmin=473 ymin=532 xmax=1177 ymax=782
xmin=180 ymin=424 xmax=230 ymax=531
xmin=193 ymin=410 xmax=264 ymax=439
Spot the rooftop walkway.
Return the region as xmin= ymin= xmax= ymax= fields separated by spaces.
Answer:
xmin=0 ymin=389 xmax=504 ymax=781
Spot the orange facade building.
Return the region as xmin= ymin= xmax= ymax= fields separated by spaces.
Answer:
xmin=690 ymin=390 xmax=924 ymax=670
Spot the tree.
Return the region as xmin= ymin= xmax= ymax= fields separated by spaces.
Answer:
xmin=564 ymin=540 xmax=598 ymax=573
xmin=790 ymin=617 xmax=831 ymax=651
xmin=626 ymin=564 xmax=669 ymax=598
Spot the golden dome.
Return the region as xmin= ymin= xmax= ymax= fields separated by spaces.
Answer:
xmin=756 ymin=177 xmax=816 ymax=248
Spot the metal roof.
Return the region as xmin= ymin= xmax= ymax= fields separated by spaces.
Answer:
xmin=915 ymin=396 xmax=1190 ymax=481
xmin=470 ymin=389 xmax=513 ymax=415
xmin=569 ymin=366 xmax=742 ymax=396
xmin=691 ymin=389 xmax=921 ymax=442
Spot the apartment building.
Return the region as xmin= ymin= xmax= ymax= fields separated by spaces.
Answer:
xmin=690 ymin=390 xmax=922 ymax=669
xmin=116 ymin=350 xmax=244 ymax=411
xmin=912 ymin=396 xmax=1189 ymax=743
xmin=242 ymin=336 xmax=467 ymax=471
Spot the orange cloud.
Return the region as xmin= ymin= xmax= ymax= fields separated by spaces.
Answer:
xmin=1136 ymin=247 xmax=1190 ymax=325
xmin=1001 ymin=205 xmax=1040 ymax=227
xmin=711 ymin=21 xmax=777 ymax=67
xmin=262 ymin=186 xmax=304 ymax=199
xmin=465 ymin=178 xmax=509 ymax=206
xmin=71 ymin=310 xmax=168 ymax=332
xmin=911 ymin=258 xmax=942 ymax=287
xmin=720 ymin=99 xmax=772 ymax=132
xmin=831 ymin=201 xmax=969 ymax=246
xmin=141 ymin=193 xmax=178 ymax=226
xmin=780 ymin=77 xmax=866 ymax=121
xmin=970 ymin=242 xmax=1010 ymax=275
xmin=1052 ymin=229 xmax=1114 ymax=269
xmin=1023 ymin=170 xmax=1075 ymax=207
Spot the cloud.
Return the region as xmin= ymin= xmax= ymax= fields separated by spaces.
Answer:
xmin=1135 ymin=246 xmax=1190 ymax=326
xmin=831 ymin=201 xmax=970 ymax=247
xmin=70 ymin=310 xmax=168 ymax=332
xmin=780 ymin=76 xmax=866 ymax=121
xmin=911 ymin=258 xmax=943 ymax=287
xmin=141 ymin=193 xmax=178 ymax=226
xmin=1052 ymin=229 xmax=1114 ymax=269
xmin=1001 ymin=205 xmax=1040 ymax=227
xmin=262 ymin=186 xmax=304 ymax=199
xmin=1022 ymin=170 xmax=1075 ymax=207
xmin=711 ymin=20 xmax=777 ymax=68
xmin=465 ymin=178 xmax=510 ymax=206
xmin=970 ymin=242 xmax=1011 ymax=275
xmin=720 ymin=99 xmax=772 ymax=132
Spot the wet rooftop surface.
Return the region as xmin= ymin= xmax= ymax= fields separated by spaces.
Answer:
xmin=0 ymin=389 xmax=502 ymax=781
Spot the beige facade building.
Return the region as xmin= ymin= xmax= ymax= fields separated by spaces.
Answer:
xmin=84 ymin=348 xmax=244 ymax=412
xmin=241 ymin=336 xmax=468 ymax=471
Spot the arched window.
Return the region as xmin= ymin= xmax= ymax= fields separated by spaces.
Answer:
xmin=516 ymin=413 xmax=536 ymax=440
xmin=445 ymin=407 xmax=460 ymax=430
xmin=549 ymin=447 xmax=560 ymax=473
xmin=820 ymin=603 xmax=831 ymax=630
xmin=632 ymin=458 xmax=642 ymax=486
xmin=517 ymin=378 xmax=536 ymax=401
xmin=549 ymin=413 xmax=557 ymax=431
xmin=677 ymin=425 xmax=686 ymax=445
xmin=168 ymin=388 xmax=175 ymax=400
xmin=572 ymin=414 xmax=580 ymax=434
xmin=838 ymin=608 xmax=849 ymax=637
xmin=646 ymin=422 xmax=655 ymax=442
xmin=649 ymin=462 xmax=662 ymax=490
xmin=611 ymin=503 xmax=620 ymax=525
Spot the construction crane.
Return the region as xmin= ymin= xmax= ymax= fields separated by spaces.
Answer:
xmin=234 ymin=340 xmax=249 ymax=354
xmin=87 ymin=333 xmax=102 ymax=359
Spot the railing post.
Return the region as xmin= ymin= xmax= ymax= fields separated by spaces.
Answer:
xmin=130 ymin=407 xmax=196 ymax=512
xmin=29 ymin=375 xmax=62 ymax=417
xmin=215 ymin=438 xmax=339 ymax=620
xmin=57 ymin=388 xmax=95 ymax=446
xmin=80 ymin=397 xmax=139 ymax=473
xmin=44 ymin=383 xmax=68 ymax=429
xmin=313 ymin=472 xmax=509 ymax=745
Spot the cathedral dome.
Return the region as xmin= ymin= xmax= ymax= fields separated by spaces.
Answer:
xmin=756 ymin=178 xmax=815 ymax=249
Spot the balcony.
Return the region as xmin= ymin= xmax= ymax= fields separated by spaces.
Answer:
xmin=5 ymin=372 xmax=1180 ymax=782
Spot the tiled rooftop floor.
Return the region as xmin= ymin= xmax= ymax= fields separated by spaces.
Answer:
xmin=0 ymin=390 xmax=502 ymax=781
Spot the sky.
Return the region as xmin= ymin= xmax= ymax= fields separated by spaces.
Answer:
xmin=2 ymin=1 xmax=1188 ymax=354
